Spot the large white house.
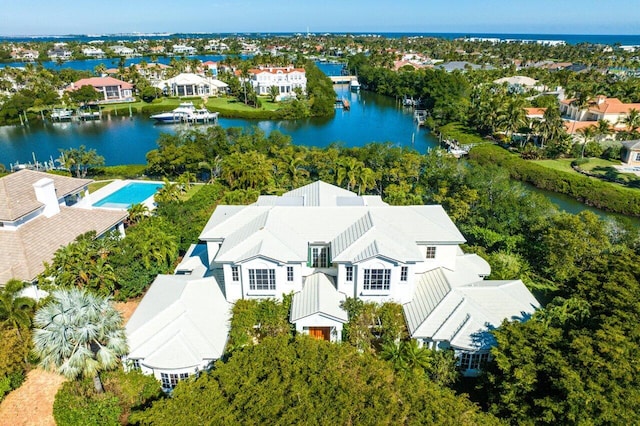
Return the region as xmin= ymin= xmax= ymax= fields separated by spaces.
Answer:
xmin=125 ymin=181 xmax=539 ymax=389
xmin=243 ymin=65 xmax=306 ymax=98
xmin=155 ymin=73 xmax=228 ymax=97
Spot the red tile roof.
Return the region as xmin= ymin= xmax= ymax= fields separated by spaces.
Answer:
xmin=73 ymin=76 xmax=133 ymax=90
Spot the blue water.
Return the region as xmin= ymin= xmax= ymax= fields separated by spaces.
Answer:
xmin=1 ymin=32 xmax=639 ymax=46
xmin=92 ymin=181 xmax=162 ymax=208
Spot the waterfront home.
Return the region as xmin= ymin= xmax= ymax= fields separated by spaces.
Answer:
xmin=155 ymin=73 xmax=228 ymax=97
xmin=494 ymin=76 xmax=546 ymax=93
xmin=68 ymin=77 xmax=135 ymax=103
xmin=172 ymin=44 xmax=197 ymax=55
xmin=125 ymin=181 xmax=538 ymax=386
xmin=81 ymin=46 xmax=105 ymax=58
xmin=134 ymin=62 xmax=170 ymax=83
xmin=10 ymin=48 xmax=39 ymax=61
xmin=108 ymin=45 xmax=136 ymax=57
xmin=560 ymin=95 xmax=640 ymax=128
xmin=47 ymin=48 xmax=72 ymax=61
xmin=0 ymin=170 xmax=127 ymax=284
xmin=242 ymin=65 xmax=306 ymax=98
xmin=621 ymin=140 xmax=640 ymax=166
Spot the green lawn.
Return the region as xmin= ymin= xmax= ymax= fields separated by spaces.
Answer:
xmin=533 ymin=159 xmax=577 ymax=173
xmin=206 ymin=96 xmax=281 ymax=112
xmin=534 ymin=157 xmax=640 ymax=189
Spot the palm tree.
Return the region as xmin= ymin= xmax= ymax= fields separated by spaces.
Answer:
xmin=621 ymin=108 xmax=640 ymax=136
xmin=594 ymin=119 xmax=612 ymax=142
xmin=32 ymin=288 xmax=127 ymax=393
xmin=0 ymin=280 xmax=35 ymax=339
xmin=578 ymin=126 xmax=596 ymax=158
xmin=126 ymin=203 xmax=150 ymax=226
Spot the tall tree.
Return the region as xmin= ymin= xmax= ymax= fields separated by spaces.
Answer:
xmin=32 ymin=288 xmax=127 ymax=394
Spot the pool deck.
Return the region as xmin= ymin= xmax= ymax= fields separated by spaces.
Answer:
xmin=74 ymin=179 xmax=163 ymax=211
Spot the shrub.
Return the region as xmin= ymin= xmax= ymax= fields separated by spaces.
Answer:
xmin=53 ymin=379 xmax=121 ymax=426
xmin=469 ymin=144 xmax=640 ymax=217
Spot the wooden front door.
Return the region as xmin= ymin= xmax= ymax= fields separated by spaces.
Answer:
xmin=308 ymin=327 xmax=331 ymax=341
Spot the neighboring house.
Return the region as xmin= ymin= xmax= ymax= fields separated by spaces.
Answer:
xmin=243 ymin=65 xmax=307 ymax=97
xmin=0 ymin=170 xmax=127 ymax=284
xmin=494 ymin=76 xmax=546 ymax=93
xmin=125 ymin=181 xmax=539 ymax=386
xmin=621 ymin=140 xmax=640 ymax=166
xmin=47 ymin=48 xmax=72 ymax=61
xmin=524 ymin=107 xmax=546 ymax=121
xmin=81 ymin=46 xmax=105 ymax=57
xmin=155 ymin=73 xmax=228 ymax=97
xmin=560 ymin=95 xmax=640 ymax=127
xmin=68 ymin=77 xmax=135 ymax=103
xmin=109 ymin=45 xmax=136 ymax=57
xmin=135 ymin=63 xmax=170 ymax=82
xmin=202 ymin=61 xmax=218 ymax=78
xmin=10 ymin=48 xmax=39 ymax=61
xmin=172 ymin=44 xmax=197 ymax=55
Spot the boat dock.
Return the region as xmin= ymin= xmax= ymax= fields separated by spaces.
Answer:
xmin=414 ymin=110 xmax=428 ymax=126
xmin=335 ymin=98 xmax=350 ymax=110
xmin=329 ymin=75 xmax=358 ymax=84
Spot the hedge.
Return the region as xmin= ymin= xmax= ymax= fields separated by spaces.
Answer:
xmin=468 ymin=144 xmax=640 ymax=217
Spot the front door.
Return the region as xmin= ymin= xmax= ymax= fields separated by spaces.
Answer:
xmin=308 ymin=327 xmax=331 ymax=341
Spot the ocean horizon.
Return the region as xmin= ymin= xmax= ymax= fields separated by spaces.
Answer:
xmin=1 ymin=32 xmax=640 ymax=46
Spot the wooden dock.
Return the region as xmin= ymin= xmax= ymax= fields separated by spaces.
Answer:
xmin=329 ymin=75 xmax=358 ymax=84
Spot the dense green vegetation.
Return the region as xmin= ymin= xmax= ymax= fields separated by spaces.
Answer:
xmin=131 ymin=336 xmax=498 ymax=426
xmin=469 ymin=144 xmax=640 ymax=216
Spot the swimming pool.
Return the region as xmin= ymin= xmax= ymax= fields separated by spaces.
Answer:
xmin=92 ymin=182 xmax=163 ymax=209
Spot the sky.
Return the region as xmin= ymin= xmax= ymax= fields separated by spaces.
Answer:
xmin=2 ymin=0 xmax=639 ymax=36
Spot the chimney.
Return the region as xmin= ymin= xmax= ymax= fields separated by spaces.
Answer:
xmin=33 ymin=178 xmax=61 ymax=217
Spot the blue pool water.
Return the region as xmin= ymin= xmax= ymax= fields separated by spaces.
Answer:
xmin=92 ymin=182 xmax=162 ymax=209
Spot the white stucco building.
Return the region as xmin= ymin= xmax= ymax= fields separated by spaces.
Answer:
xmin=125 ymin=181 xmax=539 ymax=389
xmin=244 ymin=65 xmax=306 ymax=98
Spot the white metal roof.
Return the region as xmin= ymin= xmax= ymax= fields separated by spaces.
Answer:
xmin=126 ymin=275 xmax=231 ymax=369
xmin=290 ymin=273 xmax=348 ymax=323
xmin=199 ymin=183 xmax=465 ymax=265
xmin=404 ymin=270 xmax=539 ymax=351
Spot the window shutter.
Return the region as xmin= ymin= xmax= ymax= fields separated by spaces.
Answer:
xmin=307 ymin=245 xmax=311 ymax=267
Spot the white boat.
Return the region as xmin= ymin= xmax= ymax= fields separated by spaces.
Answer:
xmin=150 ymin=102 xmax=219 ymax=124
xmin=50 ymin=108 xmax=73 ymax=121
xmin=349 ymin=79 xmax=361 ymax=92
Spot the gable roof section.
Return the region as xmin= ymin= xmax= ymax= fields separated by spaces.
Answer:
xmin=0 ymin=206 xmax=127 ymax=283
xmin=0 ymin=170 xmax=91 ymax=221
xmin=404 ymin=269 xmax=540 ymax=351
xmin=200 ymin=183 xmax=465 ymax=265
xmin=126 ymin=275 xmax=231 ymax=369
xmin=622 ymin=140 xmax=640 ymax=151
xmin=73 ymin=76 xmax=133 ymax=89
xmin=290 ymin=273 xmax=348 ymax=323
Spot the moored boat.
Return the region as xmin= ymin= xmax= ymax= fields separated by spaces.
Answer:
xmin=150 ymin=102 xmax=218 ymax=124
xmin=50 ymin=108 xmax=73 ymax=121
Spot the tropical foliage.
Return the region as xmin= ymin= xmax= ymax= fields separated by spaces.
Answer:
xmin=32 ymin=288 xmax=128 ymax=393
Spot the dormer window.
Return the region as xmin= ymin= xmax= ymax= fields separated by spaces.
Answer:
xmin=308 ymin=244 xmax=331 ymax=268
xmin=426 ymin=246 xmax=437 ymax=259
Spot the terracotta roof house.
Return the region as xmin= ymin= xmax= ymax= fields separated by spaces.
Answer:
xmin=0 ymin=170 xmax=127 ymax=284
xmin=560 ymin=95 xmax=640 ymax=128
xmin=125 ymin=182 xmax=539 ymax=386
xmin=621 ymin=140 xmax=640 ymax=166
xmin=68 ymin=77 xmax=135 ymax=103
xmin=241 ymin=65 xmax=306 ymax=98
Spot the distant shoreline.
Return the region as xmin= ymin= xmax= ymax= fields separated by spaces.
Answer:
xmin=2 ymin=32 xmax=640 ymax=46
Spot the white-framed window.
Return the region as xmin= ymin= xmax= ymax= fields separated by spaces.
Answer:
xmin=130 ymin=359 xmax=140 ymax=371
xmin=249 ymin=269 xmax=276 ymax=291
xmin=287 ymin=266 xmax=294 ymax=282
xmin=400 ymin=266 xmax=408 ymax=282
xmin=309 ymin=245 xmax=330 ymax=268
xmin=231 ymin=266 xmax=239 ymax=282
xmin=458 ymin=352 xmax=490 ymax=371
xmin=346 ymin=266 xmax=353 ymax=282
xmin=363 ymin=269 xmax=391 ymax=291
xmin=635 ymin=152 xmax=640 ymax=161
xmin=426 ymin=246 xmax=437 ymax=259
xmin=160 ymin=372 xmax=189 ymax=389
